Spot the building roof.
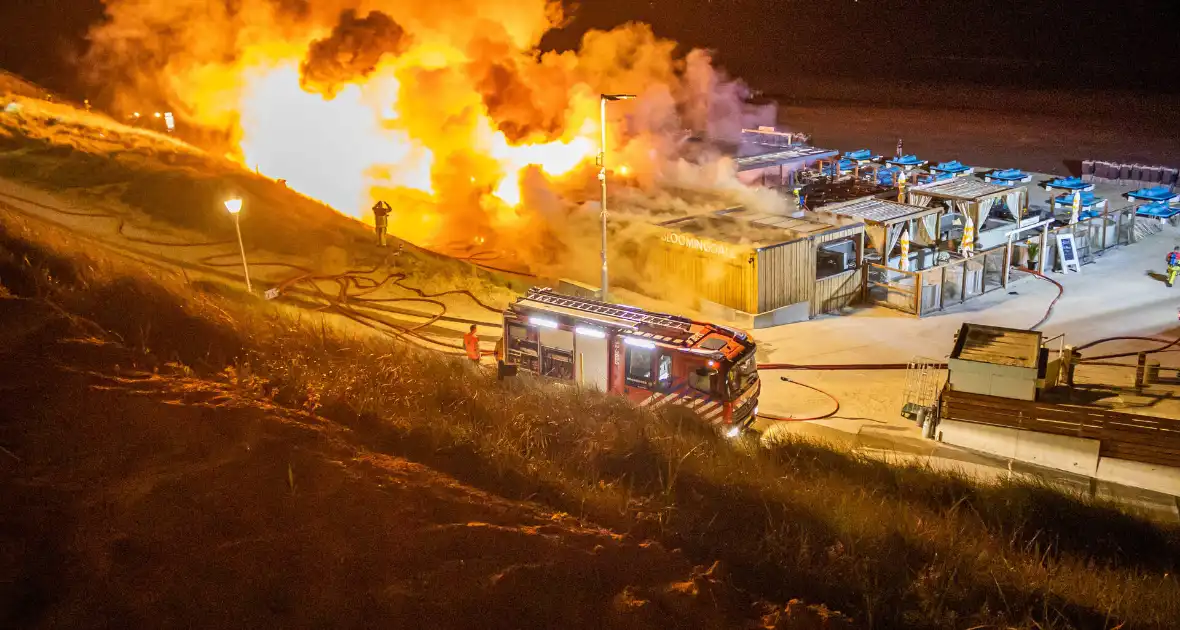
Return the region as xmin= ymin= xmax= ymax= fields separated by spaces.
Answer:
xmin=733 ymin=145 xmax=839 ymax=172
xmin=818 ymin=198 xmax=942 ymax=226
xmin=658 ymin=208 xmax=856 ymax=250
xmin=657 ymin=215 xmax=797 ymax=250
xmin=951 ymin=323 xmax=1042 ymax=369
xmin=911 ymin=178 xmax=1016 ymax=201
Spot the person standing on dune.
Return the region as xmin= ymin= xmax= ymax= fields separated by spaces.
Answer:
xmin=371 ymin=200 xmax=392 ymax=247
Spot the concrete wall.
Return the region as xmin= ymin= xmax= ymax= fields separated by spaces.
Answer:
xmin=1096 ymin=458 xmax=1180 ymax=497
xmin=937 ymin=419 xmax=1100 ymax=477
xmin=753 ymin=301 xmax=810 ymax=328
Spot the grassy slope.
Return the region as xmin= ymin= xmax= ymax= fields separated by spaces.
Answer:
xmin=2 ymin=81 xmax=1179 ymax=629
xmin=0 ymin=211 xmax=862 ymax=630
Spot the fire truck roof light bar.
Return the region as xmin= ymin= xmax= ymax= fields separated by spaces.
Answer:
xmin=525 ymin=288 xmax=692 ymax=333
xmin=624 ymin=337 xmax=656 ymax=350
xmin=530 ymin=317 xmax=559 ymax=329
xmin=575 ymin=326 xmax=606 ymax=338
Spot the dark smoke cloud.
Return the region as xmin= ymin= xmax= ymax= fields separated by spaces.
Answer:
xmin=473 ymin=61 xmax=564 ymax=143
xmin=300 ymin=9 xmax=412 ymax=97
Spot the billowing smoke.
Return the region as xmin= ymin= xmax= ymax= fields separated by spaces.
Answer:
xmin=300 ymin=10 xmax=413 ymax=97
xmin=83 ymin=0 xmax=785 ymax=291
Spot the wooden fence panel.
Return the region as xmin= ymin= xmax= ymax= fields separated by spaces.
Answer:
xmin=942 ymin=389 xmax=1180 ymax=468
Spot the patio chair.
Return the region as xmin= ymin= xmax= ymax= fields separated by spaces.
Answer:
xmin=1120 ymin=164 xmax=1132 ymax=183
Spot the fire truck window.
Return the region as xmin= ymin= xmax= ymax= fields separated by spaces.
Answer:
xmin=689 ymin=367 xmax=714 ymax=394
xmin=507 ymin=325 xmax=527 ymax=347
xmin=656 ymin=354 xmax=673 ymax=391
xmin=625 ymin=346 xmax=654 ymax=387
xmin=541 ymin=347 xmax=574 ymax=380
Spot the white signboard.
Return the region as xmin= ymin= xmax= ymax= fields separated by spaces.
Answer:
xmin=1056 ymin=233 xmax=1081 ymax=274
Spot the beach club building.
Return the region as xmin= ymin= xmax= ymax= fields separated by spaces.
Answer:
xmin=638 ymin=207 xmax=866 ymax=327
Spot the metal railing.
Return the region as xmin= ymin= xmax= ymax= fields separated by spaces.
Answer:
xmin=866 ymin=247 xmax=1010 ymax=316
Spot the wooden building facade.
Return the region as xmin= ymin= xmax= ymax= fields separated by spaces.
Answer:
xmin=647 ymin=209 xmax=866 ymax=321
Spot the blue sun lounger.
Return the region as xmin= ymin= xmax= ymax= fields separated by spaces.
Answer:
xmin=916 ymin=170 xmax=954 ymax=184
xmin=1052 ymin=191 xmax=1106 ymax=212
xmin=821 ymin=158 xmax=856 ymax=177
xmin=1135 ymin=201 xmax=1180 ymax=219
xmin=984 ymin=168 xmax=1032 ymax=185
xmin=929 ymin=160 xmax=973 ymax=176
xmin=1126 ymin=186 xmax=1180 ymax=204
xmin=1045 ymin=176 xmax=1094 ymax=192
xmin=875 ymin=166 xmax=904 ymax=186
xmin=843 ymin=149 xmax=880 ymax=163
xmin=885 ymin=154 xmax=926 ymax=169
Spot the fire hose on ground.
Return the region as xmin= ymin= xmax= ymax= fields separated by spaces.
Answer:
xmin=0 ymin=190 xmax=507 ymax=357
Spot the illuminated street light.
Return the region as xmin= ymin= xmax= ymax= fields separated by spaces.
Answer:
xmin=223 ymin=198 xmax=252 ymax=293
xmin=598 ymin=93 xmax=635 ymax=301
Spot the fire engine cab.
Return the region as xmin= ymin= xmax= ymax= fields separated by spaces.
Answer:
xmin=503 ymin=288 xmax=761 ymax=433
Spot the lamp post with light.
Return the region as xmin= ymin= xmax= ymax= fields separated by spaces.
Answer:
xmin=598 ymin=93 xmax=635 ymax=301
xmin=224 ymin=198 xmax=252 ymax=293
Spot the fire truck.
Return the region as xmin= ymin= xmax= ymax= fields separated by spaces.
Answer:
xmin=502 ymin=288 xmax=760 ymax=433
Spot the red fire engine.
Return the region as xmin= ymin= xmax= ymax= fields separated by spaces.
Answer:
xmin=503 ymin=288 xmax=761 ymax=432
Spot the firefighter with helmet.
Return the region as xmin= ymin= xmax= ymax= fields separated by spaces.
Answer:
xmin=371 ymin=200 xmax=392 ymax=247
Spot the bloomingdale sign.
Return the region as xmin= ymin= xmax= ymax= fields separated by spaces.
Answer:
xmin=661 ymin=232 xmax=736 ymax=259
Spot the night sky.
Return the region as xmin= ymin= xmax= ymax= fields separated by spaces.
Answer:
xmin=2 ymin=0 xmax=1178 ymax=98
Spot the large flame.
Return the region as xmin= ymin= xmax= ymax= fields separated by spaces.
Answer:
xmin=85 ymin=0 xmax=766 ymax=261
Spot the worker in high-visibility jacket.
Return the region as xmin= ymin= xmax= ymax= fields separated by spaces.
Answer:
xmin=463 ymin=324 xmax=481 ymax=366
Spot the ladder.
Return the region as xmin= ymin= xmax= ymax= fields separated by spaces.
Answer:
xmin=526 ymin=288 xmax=693 ymax=332
xmin=901 ymin=357 xmax=948 ymax=420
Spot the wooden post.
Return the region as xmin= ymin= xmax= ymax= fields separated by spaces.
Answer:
xmin=858 ymin=229 xmax=867 ymax=303
xmin=913 ymin=270 xmax=922 ymax=316
xmin=939 ymin=265 xmax=947 ymax=311
xmin=960 ymin=259 xmax=968 ymax=304
xmin=1002 ymin=233 xmax=1013 ymax=288
xmin=1038 ymin=225 xmax=1049 ymax=274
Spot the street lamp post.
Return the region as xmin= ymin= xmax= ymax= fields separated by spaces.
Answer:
xmin=224 ymin=198 xmax=252 ymax=293
xmin=598 ymin=93 xmax=635 ymax=301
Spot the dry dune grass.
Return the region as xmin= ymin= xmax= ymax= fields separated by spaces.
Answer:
xmin=2 ymin=183 xmax=1179 ymax=628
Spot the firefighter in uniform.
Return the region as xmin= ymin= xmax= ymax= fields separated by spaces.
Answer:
xmin=463 ymin=324 xmax=481 ymax=367
xmin=371 ymin=200 xmax=392 ymax=247
xmin=493 ymin=336 xmax=506 ymax=379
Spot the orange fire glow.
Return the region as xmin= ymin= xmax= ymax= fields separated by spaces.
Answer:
xmin=85 ymin=0 xmax=759 ymax=258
